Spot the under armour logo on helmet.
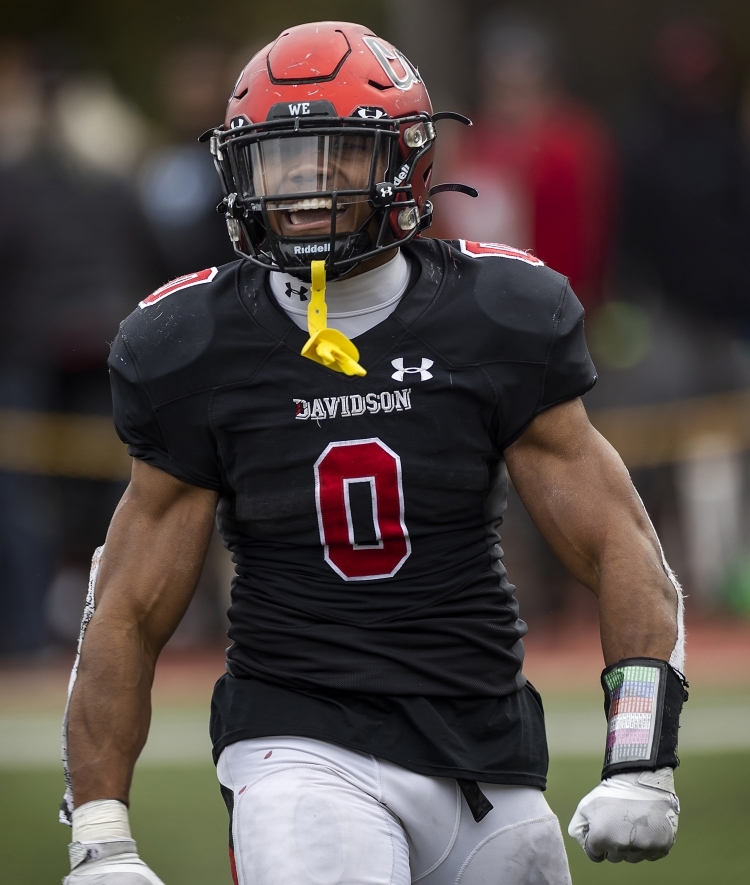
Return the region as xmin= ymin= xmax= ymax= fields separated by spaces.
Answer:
xmin=355 ymin=106 xmax=387 ymax=119
xmin=391 ymin=358 xmax=433 ymax=382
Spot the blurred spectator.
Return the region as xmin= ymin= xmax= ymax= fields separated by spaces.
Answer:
xmin=621 ymin=17 xmax=750 ymax=331
xmin=0 ymin=39 xmax=164 ymax=655
xmin=54 ymin=74 xmax=150 ymax=177
xmin=436 ymin=16 xmax=617 ymax=311
xmin=137 ymin=43 xmax=237 ymax=279
xmin=596 ymin=17 xmax=750 ymax=609
xmin=135 ymin=42 xmax=246 ymax=648
xmin=0 ymin=40 xmax=44 ymax=165
xmin=741 ymin=74 xmax=750 ymax=151
xmin=433 ymin=17 xmax=617 ymax=630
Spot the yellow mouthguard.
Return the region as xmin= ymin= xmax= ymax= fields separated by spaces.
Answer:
xmin=301 ymin=260 xmax=366 ymax=376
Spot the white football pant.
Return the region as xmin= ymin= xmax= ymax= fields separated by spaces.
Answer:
xmin=217 ymin=736 xmax=571 ymax=885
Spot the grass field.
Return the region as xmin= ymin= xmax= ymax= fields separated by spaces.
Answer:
xmin=2 ymin=751 xmax=748 ymax=885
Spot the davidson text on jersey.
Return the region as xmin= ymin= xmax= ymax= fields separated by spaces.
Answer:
xmin=294 ymin=388 xmax=412 ymax=420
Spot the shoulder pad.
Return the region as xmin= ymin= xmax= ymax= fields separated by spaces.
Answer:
xmin=110 ymin=260 xmax=272 ymax=401
xmin=415 ymin=240 xmax=570 ymax=366
xmin=120 ymin=263 xmax=239 ymax=377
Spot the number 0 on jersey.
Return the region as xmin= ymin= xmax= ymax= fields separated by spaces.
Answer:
xmin=314 ymin=438 xmax=411 ymax=580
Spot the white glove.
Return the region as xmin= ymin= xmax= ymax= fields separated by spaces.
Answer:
xmin=568 ymin=768 xmax=679 ymax=863
xmin=63 ymin=839 xmax=166 ymax=884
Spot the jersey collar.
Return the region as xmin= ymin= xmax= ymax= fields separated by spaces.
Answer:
xmin=237 ymin=240 xmax=446 ymax=375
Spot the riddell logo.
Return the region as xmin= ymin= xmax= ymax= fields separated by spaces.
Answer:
xmin=293 ymin=243 xmax=329 ymax=255
xmin=393 ymin=164 xmax=410 ymax=185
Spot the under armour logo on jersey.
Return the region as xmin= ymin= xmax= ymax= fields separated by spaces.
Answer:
xmin=391 ymin=358 xmax=433 ymax=382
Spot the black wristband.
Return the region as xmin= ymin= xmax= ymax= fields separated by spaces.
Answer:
xmin=600 ymin=657 xmax=688 ymax=780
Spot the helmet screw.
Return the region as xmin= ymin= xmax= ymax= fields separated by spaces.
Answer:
xmin=404 ymin=123 xmax=426 ymax=148
xmin=226 ymin=218 xmax=241 ymax=242
xmin=397 ymin=207 xmax=419 ymax=230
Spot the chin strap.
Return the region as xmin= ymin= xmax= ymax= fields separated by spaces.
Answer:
xmin=301 ymin=260 xmax=366 ymax=376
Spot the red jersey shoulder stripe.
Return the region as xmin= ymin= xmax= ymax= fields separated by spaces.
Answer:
xmin=139 ymin=267 xmax=218 ymax=308
xmin=458 ymin=241 xmax=544 ymax=266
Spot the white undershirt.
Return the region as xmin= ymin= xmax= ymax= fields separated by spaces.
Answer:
xmin=269 ymin=252 xmax=410 ymax=339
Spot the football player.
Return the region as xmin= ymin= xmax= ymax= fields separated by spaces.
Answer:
xmin=61 ymin=22 xmax=686 ymax=885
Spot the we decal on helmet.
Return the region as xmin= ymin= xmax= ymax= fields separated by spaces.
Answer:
xmin=139 ymin=268 xmax=218 ymax=308
xmin=362 ymin=36 xmax=421 ymax=90
xmin=267 ymin=100 xmax=337 ymax=120
xmin=458 ymin=241 xmax=544 ymax=266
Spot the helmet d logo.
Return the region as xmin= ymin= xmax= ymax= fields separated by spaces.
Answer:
xmin=362 ymin=36 xmax=421 ymax=91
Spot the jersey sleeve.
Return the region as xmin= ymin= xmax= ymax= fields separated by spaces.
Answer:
xmin=109 ymin=328 xmax=223 ymax=492
xmin=540 ymin=281 xmax=597 ymax=410
xmin=495 ymin=281 xmax=597 ymax=450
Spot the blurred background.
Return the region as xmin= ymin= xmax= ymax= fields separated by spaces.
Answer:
xmin=0 ymin=1 xmax=749 ymax=883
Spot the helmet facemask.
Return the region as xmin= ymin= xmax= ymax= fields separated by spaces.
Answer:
xmin=211 ymin=112 xmax=434 ymax=281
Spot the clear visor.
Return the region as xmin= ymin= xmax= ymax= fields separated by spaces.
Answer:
xmin=235 ymin=132 xmax=386 ymax=205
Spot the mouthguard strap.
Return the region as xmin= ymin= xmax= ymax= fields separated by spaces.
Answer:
xmin=308 ymin=260 xmax=328 ymax=337
xmin=301 ymin=260 xmax=366 ymax=376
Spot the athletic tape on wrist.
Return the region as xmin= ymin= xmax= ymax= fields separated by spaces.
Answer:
xmin=72 ymin=798 xmax=131 ymax=843
xmin=601 ymin=658 xmax=688 ymax=779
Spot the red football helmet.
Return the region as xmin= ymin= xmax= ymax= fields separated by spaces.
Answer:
xmin=206 ymin=21 xmax=471 ymax=279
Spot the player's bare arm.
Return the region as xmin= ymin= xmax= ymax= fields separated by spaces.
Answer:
xmin=505 ymin=396 xmax=677 ymax=664
xmin=63 ymin=460 xmax=216 ymax=883
xmin=508 ymin=397 xmax=686 ymax=864
xmin=69 ymin=460 xmax=217 ymax=805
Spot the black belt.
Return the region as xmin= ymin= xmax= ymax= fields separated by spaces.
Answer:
xmin=457 ymin=779 xmax=494 ymax=822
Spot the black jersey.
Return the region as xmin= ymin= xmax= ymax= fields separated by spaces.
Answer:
xmin=109 ymin=237 xmax=596 ymax=785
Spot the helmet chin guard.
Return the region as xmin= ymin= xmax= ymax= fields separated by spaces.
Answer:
xmin=202 ymin=21 xmax=470 ymax=280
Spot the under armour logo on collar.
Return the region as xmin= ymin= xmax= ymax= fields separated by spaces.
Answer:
xmin=285 ymin=282 xmax=309 ymax=301
xmin=391 ymin=358 xmax=433 ymax=382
